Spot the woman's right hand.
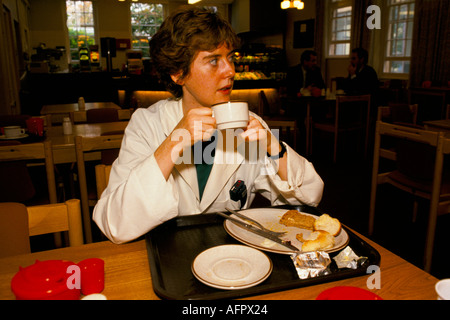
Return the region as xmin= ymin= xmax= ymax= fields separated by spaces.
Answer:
xmin=174 ymin=107 xmax=216 ymax=148
xmin=154 ymin=107 xmax=216 ymax=180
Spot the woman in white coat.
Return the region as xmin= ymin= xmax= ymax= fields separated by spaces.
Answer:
xmin=93 ymin=6 xmax=324 ymax=244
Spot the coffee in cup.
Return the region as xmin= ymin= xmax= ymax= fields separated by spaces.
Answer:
xmin=211 ymin=101 xmax=249 ymax=130
xmin=4 ymin=126 xmax=26 ymax=138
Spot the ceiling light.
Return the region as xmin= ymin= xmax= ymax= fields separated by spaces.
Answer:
xmin=281 ymin=0 xmax=304 ymax=10
xmin=188 ymin=0 xmax=202 ymax=4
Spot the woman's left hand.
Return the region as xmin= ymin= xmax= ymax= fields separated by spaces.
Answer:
xmin=240 ymin=115 xmax=267 ymax=142
xmin=240 ymin=116 xmax=280 ymax=157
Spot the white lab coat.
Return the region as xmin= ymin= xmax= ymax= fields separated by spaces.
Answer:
xmin=93 ymin=99 xmax=324 ymax=243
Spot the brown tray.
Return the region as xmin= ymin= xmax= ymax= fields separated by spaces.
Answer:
xmin=145 ymin=205 xmax=380 ymax=300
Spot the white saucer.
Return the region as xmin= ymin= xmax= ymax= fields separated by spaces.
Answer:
xmin=192 ymin=245 xmax=272 ymax=290
xmin=0 ymin=134 xmax=28 ymax=140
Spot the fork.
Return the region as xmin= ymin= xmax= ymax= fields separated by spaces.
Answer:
xmin=225 ymin=207 xmax=287 ymax=237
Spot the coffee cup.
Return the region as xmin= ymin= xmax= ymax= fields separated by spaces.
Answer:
xmin=26 ymin=117 xmax=44 ymax=136
xmin=436 ymin=279 xmax=450 ymax=300
xmin=211 ymin=101 xmax=249 ymax=130
xmin=4 ymin=126 xmax=25 ymax=138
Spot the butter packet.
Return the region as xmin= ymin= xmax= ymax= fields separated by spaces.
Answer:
xmin=291 ymin=251 xmax=331 ymax=279
xmin=333 ymin=246 xmax=368 ymax=269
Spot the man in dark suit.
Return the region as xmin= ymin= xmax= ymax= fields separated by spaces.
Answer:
xmin=286 ymin=50 xmax=325 ymax=98
xmin=345 ymin=48 xmax=379 ymax=96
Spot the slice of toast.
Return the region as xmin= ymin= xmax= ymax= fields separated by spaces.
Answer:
xmin=279 ymin=210 xmax=315 ymax=230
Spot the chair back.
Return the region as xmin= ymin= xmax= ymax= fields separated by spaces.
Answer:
xmin=377 ymin=103 xmax=418 ymax=125
xmin=71 ymin=109 xmax=131 ymax=124
xmin=75 ymin=134 xmax=123 ymax=242
xmin=95 ymin=164 xmax=112 ymax=199
xmin=369 ymin=120 xmax=450 ymax=271
xmin=0 ymin=202 xmax=31 ymax=257
xmin=265 ymin=119 xmax=298 ymax=151
xmin=409 ymin=88 xmax=446 ymax=123
xmin=0 ymin=140 xmax=57 ymax=204
xmin=312 ymin=94 xmax=371 ymax=162
xmin=0 ymin=199 xmax=83 ymax=258
xmin=86 ymin=108 xmax=119 ymax=123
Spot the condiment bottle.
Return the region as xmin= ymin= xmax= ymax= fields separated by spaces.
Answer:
xmin=78 ymin=97 xmax=85 ymax=110
xmin=63 ymin=117 xmax=73 ymax=135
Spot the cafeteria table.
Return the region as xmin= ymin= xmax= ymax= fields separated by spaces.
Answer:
xmin=41 ymin=102 xmax=121 ymax=115
xmin=423 ymin=119 xmax=450 ymax=137
xmin=45 ymin=121 xmax=129 ymax=164
xmin=40 ymin=102 xmax=121 ymax=124
xmin=0 ymin=227 xmax=439 ymax=300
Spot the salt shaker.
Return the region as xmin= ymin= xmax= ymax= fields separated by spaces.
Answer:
xmin=78 ymin=97 xmax=85 ymax=110
xmin=63 ymin=117 xmax=73 ymax=135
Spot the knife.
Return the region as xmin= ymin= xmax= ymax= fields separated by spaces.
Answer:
xmin=216 ymin=211 xmax=300 ymax=252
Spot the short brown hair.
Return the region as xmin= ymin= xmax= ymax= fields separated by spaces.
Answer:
xmin=150 ymin=6 xmax=240 ymax=98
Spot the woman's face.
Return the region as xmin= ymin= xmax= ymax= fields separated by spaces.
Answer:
xmin=176 ymin=43 xmax=235 ymax=110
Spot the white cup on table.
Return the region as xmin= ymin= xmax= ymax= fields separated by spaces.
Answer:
xmin=4 ymin=126 xmax=25 ymax=138
xmin=211 ymin=101 xmax=249 ymax=130
xmin=436 ymin=279 xmax=450 ymax=300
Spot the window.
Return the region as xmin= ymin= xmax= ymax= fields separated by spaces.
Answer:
xmin=130 ymin=3 xmax=164 ymax=57
xmin=384 ymin=0 xmax=415 ymax=74
xmin=66 ymin=0 xmax=96 ymax=61
xmin=328 ymin=1 xmax=352 ymax=56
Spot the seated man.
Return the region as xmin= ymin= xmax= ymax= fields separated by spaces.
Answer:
xmin=286 ymin=50 xmax=325 ymax=98
xmin=344 ymin=48 xmax=379 ymax=96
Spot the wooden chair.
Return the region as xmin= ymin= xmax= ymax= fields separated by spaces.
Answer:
xmin=368 ymin=121 xmax=450 ymax=272
xmin=257 ymin=90 xmax=286 ymax=120
xmin=265 ymin=119 xmax=298 ymax=151
xmin=70 ymin=109 xmax=131 ymax=124
xmin=0 ymin=199 xmax=83 ymax=258
xmin=86 ymin=108 xmax=119 ymax=123
xmin=311 ymin=94 xmax=371 ymax=162
xmin=409 ymin=88 xmax=447 ymax=123
xmin=377 ymin=103 xmax=418 ymax=125
xmin=75 ymin=134 xmax=123 ymax=243
xmin=95 ymin=164 xmax=112 ymax=199
xmin=0 ymin=140 xmax=57 ymax=204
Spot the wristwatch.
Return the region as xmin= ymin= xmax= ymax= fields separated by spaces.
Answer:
xmin=268 ymin=141 xmax=287 ymax=160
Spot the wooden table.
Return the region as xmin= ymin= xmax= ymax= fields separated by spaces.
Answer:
xmin=424 ymin=119 xmax=450 ymax=136
xmin=41 ymin=102 xmax=121 ymax=124
xmin=0 ymin=229 xmax=438 ymax=300
xmin=46 ymin=121 xmax=128 ymax=164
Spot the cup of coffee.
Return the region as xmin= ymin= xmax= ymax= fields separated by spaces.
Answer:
xmin=26 ymin=117 xmax=44 ymax=136
xmin=4 ymin=126 xmax=25 ymax=138
xmin=211 ymin=101 xmax=249 ymax=130
xmin=436 ymin=279 xmax=450 ymax=300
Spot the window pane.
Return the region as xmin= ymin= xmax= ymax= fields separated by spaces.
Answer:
xmin=130 ymin=3 xmax=164 ymax=57
xmin=406 ymin=39 xmax=412 ymax=56
xmin=66 ymin=0 xmax=96 ymax=61
xmin=399 ymin=4 xmax=408 ymax=20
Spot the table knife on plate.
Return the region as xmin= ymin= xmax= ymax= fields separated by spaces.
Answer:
xmin=216 ymin=211 xmax=299 ymax=252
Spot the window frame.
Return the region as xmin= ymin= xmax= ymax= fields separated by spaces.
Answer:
xmin=382 ymin=0 xmax=415 ymax=77
xmin=326 ymin=0 xmax=353 ymax=58
xmin=65 ymin=0 xmax=98 ymax=63
xmin=130 ymin=3 xmax=165 ymax=58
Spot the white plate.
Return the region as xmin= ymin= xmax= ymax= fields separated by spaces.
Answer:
xmin=224 ymin=208 xmax=349 ymax=254
xmin=191 ymin=244 xmax=272 ymax=290
xmin=0 ymin=134 xmax=28 ymax=140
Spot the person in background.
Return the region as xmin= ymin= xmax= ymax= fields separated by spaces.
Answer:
xmin=286 ymin=50 xmax=326 ymax=98
xmin=93 ymin=6 xmax=324 ymax=244
xmin=345 ymin=48 xmax=379 ymax=96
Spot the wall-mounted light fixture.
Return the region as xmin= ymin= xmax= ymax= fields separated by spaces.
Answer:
xmin=280 ymin=0 xmax=304 ymax=10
